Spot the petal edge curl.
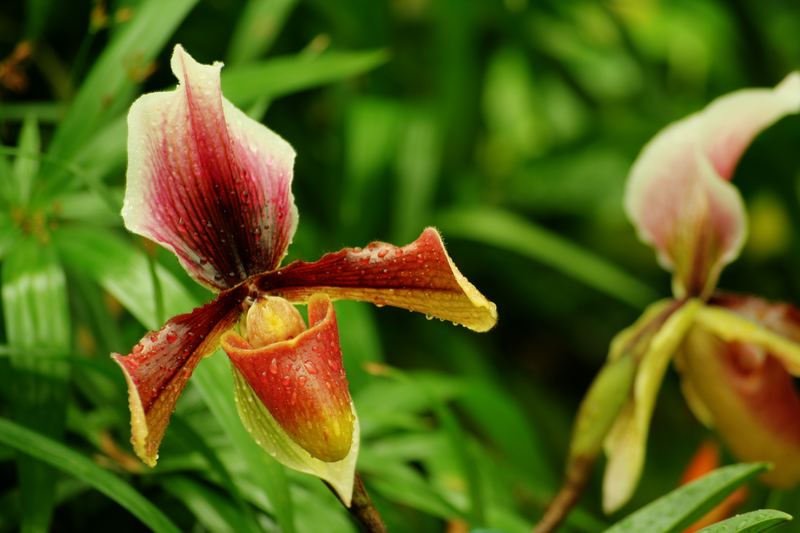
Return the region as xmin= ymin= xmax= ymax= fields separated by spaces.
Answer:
xmin=625 ymin=73 xmax=800 ymax=297
xmin=254 ymin=228 xmax=497 ymax=332
xmin=113 ymin=289 xmax=243 ymax=466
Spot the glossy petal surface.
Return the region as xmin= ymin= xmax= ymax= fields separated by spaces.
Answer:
xmin=230 ymin=367 xmax=359 ymax=505
xmin=123 ymin=44 xmax=297 ymax=291
xmin=625 ymin=73 xmax=800 ymax=297
xmin=223 ymin=295 xmax=355 ymax=461
xmin=113 ymin=289 xmax=243 ymax=466
xmin=255 ymin=227 xmax=497 ymax=332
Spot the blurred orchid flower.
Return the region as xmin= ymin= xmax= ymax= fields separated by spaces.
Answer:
xmin=114 ymin=45 xmax=497 ymax=503
xmin=539 ymin=73 xmax=800 ymax=530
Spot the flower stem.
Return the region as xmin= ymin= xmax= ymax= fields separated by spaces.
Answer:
xmin=328 ymin=472 xmax=388 ymax=533
xmin=532 ymin=456 xmax=593 ymax=533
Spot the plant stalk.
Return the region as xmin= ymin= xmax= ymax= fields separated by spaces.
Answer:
xmin=328 ymin=472 xmax=388 ymax=533
xmin=533 ymin=456 xmax=594 ymax=533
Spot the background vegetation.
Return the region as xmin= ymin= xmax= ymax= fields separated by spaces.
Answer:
xmin=1 ymin=0 xmax=799 ymax=531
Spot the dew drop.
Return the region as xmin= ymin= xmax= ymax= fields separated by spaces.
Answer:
xmin=304 ymin=360 xmax=317 ymax=374
xmin=269 ymin=358 xmax=278 ymax=375
xmin=166 ymin=331 xmax=178 ymax=343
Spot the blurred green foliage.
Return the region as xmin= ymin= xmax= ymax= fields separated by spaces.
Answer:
xmin=0 ymin=0 xmax=799 ymax=531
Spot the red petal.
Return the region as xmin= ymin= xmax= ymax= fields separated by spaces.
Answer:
xmin=123 ymin=45 xmax=297 ymax=291
xmin=222 ymin=295 xmax=355 ymax=462
xmin=253 ymin=227 xmax=497 ymax=332
xmin=113 ymin=288 xmax=244 ymax=466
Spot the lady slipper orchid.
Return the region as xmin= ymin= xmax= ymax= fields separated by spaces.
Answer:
xmin=113 ymin=44 xmax=497 ymax=503
xmin=539 ymin=72 xmax=800 ymax=529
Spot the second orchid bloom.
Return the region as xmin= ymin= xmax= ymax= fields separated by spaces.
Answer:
xmin=114 ymin=45 xmax=497 ymax=503
xmin=564 ymin=73 xmax=800 ymax=513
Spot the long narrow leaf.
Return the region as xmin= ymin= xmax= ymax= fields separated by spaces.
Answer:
xmin=221 ymin=49 xmax=388 ymax=106
xmin=437 ymin=207 xmax=657 ymax=309
xmin=66 ymin=228 xmax=297 ymax=531
xmin=605 ymin=463 xmax=768 ymax=533
xmin=2 ymin=238 xmax=70 ymax=533
xmin=0 ymin=417 xmax=181 ymax=533
xmin=227 ymin=0 xmax=298 ymax=64
xmin=699 ymin=510 xmax=792 ymax=533
xmin=46 ymin=0 xmax=197 ymax=168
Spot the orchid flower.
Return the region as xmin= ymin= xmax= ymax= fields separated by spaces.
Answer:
xmin=537 ymin=73 xmax=800 ymax=531
xmin=113 ymin=45 xmax=497 ymax=504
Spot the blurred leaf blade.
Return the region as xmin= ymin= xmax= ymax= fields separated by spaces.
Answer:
xmin=227 ymin=0 xmax=298 ymax=64
xmin=2 ymin=238 xmax=70 ymax=533
xmin=0 ymin=417 xmax=181 ymax=533
xmin=437 ymin=207 xmax=657 ymax=308
xmin=12 ymin=115 xmax=40 ymax=205
xmin=65 ymin=227 xmax=297 ymax=532
xmin=221 ymin=49 xmax=388 ymax=106
xmin=45 ymin=0 xmax=198 ymax=170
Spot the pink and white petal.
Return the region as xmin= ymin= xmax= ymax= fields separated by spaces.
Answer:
xmin=700 ymin=73 xmax=800 ymax=180
xmin=253 ymin=228 xmax=497 ymax=332
xmin=678 ymin=325 xmax=800 ymax=488
xmin=625 ymin=115 xmax=746 ymax=297
xmin=113 ymin=288 xmax=244 ymax=466
xmin=624 ymin=74 xmax=800 ymax=297
xmin=123 ymin=44 xmax=296 ymax=291
xmin=222 ymin=295 xmax=355 ymax=462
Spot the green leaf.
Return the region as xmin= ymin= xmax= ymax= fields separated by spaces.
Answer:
xmin=436 ymin=207 xmax=657 ymax=309
xmin=25 ymin=0 xmax=54 ymax=38
xmin=0 ymin=417 xmax=181 ymax=533
xmin=53 ymin=226 xmax=195 ymax=326
xmin=62 ymin=225 xmax=298 ymax=531
xmin=167 ymin=416 xmax=261 ymax=533
xmin=45 ymin=0 xmax=198 ymax=170
xmin=2 ymin=238 xmax=70 ymax=533
xmin=698 ymin=510 xmax=792 ymax=533
xmin=604 ymin=463 xmax=768 ymax=533
xmin=221 ymin=49 xmax=389 ymax=106
xmin=161 ymin=476 xmax=253 ymax=533
xmin=340 ymin=97 xmax=404 ymax=241
xmin=358 ymin=454 xmax=466 ymax=520
xmin=0 ymin=212 xmax=20 ymax=260
xmin=193 ymin=357 xmax=297 ymax=533
xmin=392 ymin=111 xmax=441 ymax=243
xmin=227 ymin=0 xmax=298 ymax=64
xmin=12 ymin=115 xmax=40 ymax=205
